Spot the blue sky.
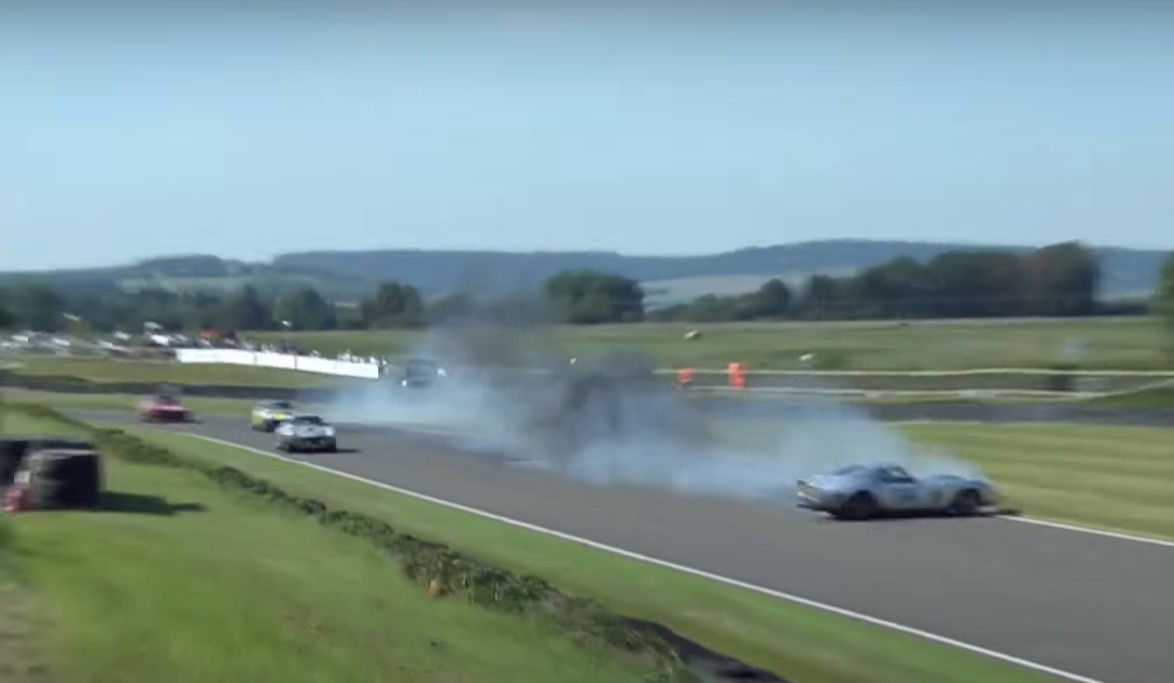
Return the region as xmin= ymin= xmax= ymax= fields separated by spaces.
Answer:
xmin=1 ymin=2 xmax=1171 ymax=270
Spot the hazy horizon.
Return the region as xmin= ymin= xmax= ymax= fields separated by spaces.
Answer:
xmin=3 ymin=2 xmax=1171 ymax=271
xmin=3 ymin=235 xmax=1170 ymax=276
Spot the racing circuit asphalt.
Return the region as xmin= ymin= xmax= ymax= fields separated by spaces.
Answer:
xmin=73 ymin=409 xmax=1174 ymax=683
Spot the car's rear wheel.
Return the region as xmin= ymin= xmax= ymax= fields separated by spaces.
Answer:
xmin=836 ymin=492 xmax=878 ymax=521
xmin=950 ymin=489 xmax=982 ymax=516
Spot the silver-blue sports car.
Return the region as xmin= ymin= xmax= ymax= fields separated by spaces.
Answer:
xmin=797 ymin=462 xmax=1000 ymax=520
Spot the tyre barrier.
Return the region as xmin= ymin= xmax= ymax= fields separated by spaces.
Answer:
xmin=23 ymin=448 xmax=103 ymax=510
xmin=0 ymin=436 xmax=97 ymax=488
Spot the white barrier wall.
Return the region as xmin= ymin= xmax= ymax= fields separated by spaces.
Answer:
xmin=174 ymin=348 xmax=381 ymax=379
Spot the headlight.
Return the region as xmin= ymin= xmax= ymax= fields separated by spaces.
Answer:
xmin=324 ymin=427 xmax=336 ymax=436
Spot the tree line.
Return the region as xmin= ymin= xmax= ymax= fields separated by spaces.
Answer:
xmin=0 ymin=282 xmax=430 ymax=334
xmin=0 ymin=241 xmax=1167 ymax=336
xmin=1159 ymin=253 xmax=1174 ymax=356
xmin=653 ymin=241 xmax=1125 ymax=322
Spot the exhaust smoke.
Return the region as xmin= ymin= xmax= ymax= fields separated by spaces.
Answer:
xmin=326 ymin=299 xmax=986 ymax=504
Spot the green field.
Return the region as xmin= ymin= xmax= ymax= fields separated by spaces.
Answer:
xmin=4 ymin=317 xmax=1171 ymax=399
xmin=0 ymin=414 xmax=664 ymax=683
xmin=248 ymin=317 xmax=1170 ymax=371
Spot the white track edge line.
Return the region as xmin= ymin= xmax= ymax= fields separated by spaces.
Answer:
xmin=998 ymin=515 xmax=1174 ymax=548
xmin=178 ymin=431 xmax=1103 ymax=683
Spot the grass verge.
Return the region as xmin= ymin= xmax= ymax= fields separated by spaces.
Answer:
xmin=1 ymin=389 xmax=259 ymax=416
xmin=0 ymin=412 xmax=671 ymax=683
xmin=1085 ymin=384 xmax=1174 ymax=408
xmin=720 ymin=417 xmax=1174 ymax=541
xmin=89 ymin=422 xmax=1062 ymax=682
xmin=1 ymin=515 xmax=50 ymax=683
xmin=901 ymin=422 xmax=1174 ymax=540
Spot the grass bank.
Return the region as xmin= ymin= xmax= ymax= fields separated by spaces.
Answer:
xmin=91 ymin=422 xmax=1059 ymax=683
xmin=0 ymin=412 xmax=669 ymax=683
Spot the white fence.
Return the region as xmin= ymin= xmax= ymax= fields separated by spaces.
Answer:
xmin=174 ymin=348 xmax=381 ymax=379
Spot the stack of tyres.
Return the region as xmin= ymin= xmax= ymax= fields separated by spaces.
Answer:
xmin=0 ymin=436 xmax=95 ymax=488
xmin=0 ymin=438 xmax=24 ymax=487
xmin=23 ymin=448 xmax=103 ymax=510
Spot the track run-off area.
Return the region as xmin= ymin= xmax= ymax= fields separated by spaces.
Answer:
xmin=70 ymin=408 xmax=1174 ymax=683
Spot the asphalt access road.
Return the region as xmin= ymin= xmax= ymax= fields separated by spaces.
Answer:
xmin=698 ymin=398 xmax=1174 ymax=428
xmin=78 ymin=410 xmax=1174 ymax=683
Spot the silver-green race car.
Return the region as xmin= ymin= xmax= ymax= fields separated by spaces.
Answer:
xmin=797 ymin=462 xmax=1001 ymax=521
xmin=250 ymin=400 xmax=297 ymax=432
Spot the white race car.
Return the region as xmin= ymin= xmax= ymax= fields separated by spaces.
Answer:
xmin=275 ymin=414 xmax=338 ymax=453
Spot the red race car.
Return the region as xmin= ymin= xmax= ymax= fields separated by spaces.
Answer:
xmin=138 ymin=394 xmax=193 ymax=423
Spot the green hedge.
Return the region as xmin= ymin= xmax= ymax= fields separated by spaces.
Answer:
xmin=3 ymin=403 xmax=714 ymax=683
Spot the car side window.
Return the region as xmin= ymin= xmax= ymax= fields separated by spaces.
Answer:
xmin=879 ymin=468 xmax=915 ymax=484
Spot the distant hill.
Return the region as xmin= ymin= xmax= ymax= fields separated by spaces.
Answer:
xmin=0 ymin=240 xmax=1166 ymax=307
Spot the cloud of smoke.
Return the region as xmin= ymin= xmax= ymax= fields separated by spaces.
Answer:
xmin=326 ymin=296 xmax=986 ymax=504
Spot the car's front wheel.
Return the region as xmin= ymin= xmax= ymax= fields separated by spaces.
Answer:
xmin=835 ymin=492 xmax=878 ymax=521
xmin=949 ymin=489 xmax=982 ymax=516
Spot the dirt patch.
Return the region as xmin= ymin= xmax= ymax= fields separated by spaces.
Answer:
xmin=622 ymin=617 xmax=791 ymax=683
xmin=0 ymin=584 xmax=51 ymax=683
